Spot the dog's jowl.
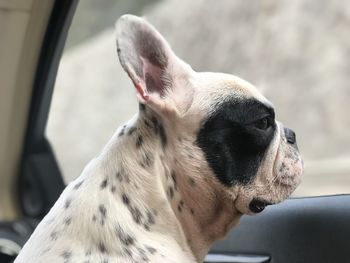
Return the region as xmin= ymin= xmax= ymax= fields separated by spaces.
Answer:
xmin=15 ymin=15 xmax=303 ymax=263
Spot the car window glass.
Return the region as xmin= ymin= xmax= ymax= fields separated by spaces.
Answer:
xmin=46 ymin=0 xmax=350 ymax=197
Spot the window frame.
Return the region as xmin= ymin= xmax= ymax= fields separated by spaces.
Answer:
xmin=18 ymin=0 xmax=78 ymax=219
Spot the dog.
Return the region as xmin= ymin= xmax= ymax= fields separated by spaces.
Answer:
xmin=15 ymin=15 xmax=303 ymax=263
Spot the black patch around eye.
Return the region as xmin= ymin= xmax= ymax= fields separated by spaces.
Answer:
xmin=196 ymin=98 xmax=276 ymax=186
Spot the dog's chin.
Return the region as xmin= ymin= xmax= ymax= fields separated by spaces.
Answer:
xmin=234 ymin=166 xmax=302 ymax=215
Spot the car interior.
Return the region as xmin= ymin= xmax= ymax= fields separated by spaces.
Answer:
xmin=1 ymin=0 xmax=349 ymax=262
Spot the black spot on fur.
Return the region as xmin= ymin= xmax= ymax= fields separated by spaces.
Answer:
xmin=171 ymin=171 xmax=177 ymax=190
xmin=145 ymin=245 xmax=157 ymax=254
xmin=189 ymin=177 xmax=196 ymax=186
xmin=125 ymin=174 xmax=131 ymax=184
xmin=123 ymin=200 xmax=153 ymax=228
xmin=100 ymin=178 xmax=108 ymax=189
xmin=152 ymin=118 xmax=160 ymax=137
xmin=85 ymin=249 xmax=92 ymax=256
xmin=64 ymin=217 xmax=72 ymax=226
xmin=149 ymin=115 xmax=167 ymax=148
xmin=117 ymin=167 xmax=130 ymax=183
xmin=119 ymin=125 xmax=126 ymax=137
xmin=279 ymin=162 xmax=287 ymax=172
xmin=177 ymin=205 xmax=182 ymax=212
xmin=151 ymin=116 xmax=158 ymax=132
xmin=140 ymin=152 xmax=154 ymax=168
xmin=139 ymin=103 xmax=146 ymax=112
xmin=190 ymin=208 xmax=195 ymax=215
xmin=73 ymin=180 xmax=83 ymax=190
xmin=98 ymin=205 xmax=107 ymax=225
xmin=121 ymin=193 xmax=130 ymax=205
xmin=110 ymin=185 xmax=116 ymax=193
xmin=171 ymin=171 xmax=176 ymax=183
xmin=144 ymin=119 xmax=152 ymax=129
xmin=99 ymin=242 xmax=107 ymax=253
xmin=64 ymin=199 xmax=71 ymax=209
xmin=50 ymin=231 xmax=58 ymax=241
xmin=136 ymin=135 xmax=143 ymax=148
xmin=116 ymin=225 xmax=135 ymax=246
xmin=158 ymin=124 xmax=167 ymax=149
xmin=124 ymin=248 xmax=133 ymax=257
xmin=131 ymin=207 xmax=142 ymax=224
xmin=99 ymin=204 xmax=107 ymax=218
xmin=137 ymin=247 xmax=149 ymax=262
xmin=188 ymin=153 xmax=194 ymax=159
xmin=116 ymin=171 xmax=123 ymax=182
xmin=61 ymin=250 xmax=71 ymax=262
xmin=179 ymin=200 xmax=184 ymax=207
xmin=168 ymin=187 xmax=174 ymax=199
xmin=128 ymin=126 xmax=137 ymax=135
xmin=146 ymin=210 xmax=155 ymax=225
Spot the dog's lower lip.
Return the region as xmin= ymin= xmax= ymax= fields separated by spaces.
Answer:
xmin=249 ymin=199 xmax=273 ymax=213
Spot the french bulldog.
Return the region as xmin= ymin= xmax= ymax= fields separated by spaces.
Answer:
xmin=15 ymin=15 xmax=303 ymax=263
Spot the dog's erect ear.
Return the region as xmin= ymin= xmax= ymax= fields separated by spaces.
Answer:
xmin=115 ymin=15 xmax=194 ymax=115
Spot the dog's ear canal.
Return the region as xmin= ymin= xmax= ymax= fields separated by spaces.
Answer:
xmin=115 ymin=15 xmax=194 ymax=114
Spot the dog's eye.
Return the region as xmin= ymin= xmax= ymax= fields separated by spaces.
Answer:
xmin=253 ymin=117 xmax=271 ymax=130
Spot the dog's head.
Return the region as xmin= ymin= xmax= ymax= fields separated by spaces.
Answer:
xmin=115 ymin=15 xmax=303 ymax=217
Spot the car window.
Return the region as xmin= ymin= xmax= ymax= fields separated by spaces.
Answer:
xmin=46 ymin=0 xmax=350 ymax=197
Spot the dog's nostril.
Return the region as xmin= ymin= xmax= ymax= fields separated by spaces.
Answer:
xmin=284 ymin=127 xmax=296 ymax=144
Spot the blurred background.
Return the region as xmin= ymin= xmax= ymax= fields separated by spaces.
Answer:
xmin=46 ymin=0 xmax=350 ymax=196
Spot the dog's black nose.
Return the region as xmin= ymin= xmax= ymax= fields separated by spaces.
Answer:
xmin=249 ymin=199 xmax=272 ymax=213
xmin=284 ymin=127 xmax=296 ymax=145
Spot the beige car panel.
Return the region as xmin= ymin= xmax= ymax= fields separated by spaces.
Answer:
xmin=0 ymin=0 xmax=55 ymax=219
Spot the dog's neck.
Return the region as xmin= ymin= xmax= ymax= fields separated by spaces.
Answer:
xmin=93 ymin=106 xmax=241 ymax=262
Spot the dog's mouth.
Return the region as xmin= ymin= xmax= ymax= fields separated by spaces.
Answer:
xmin=249 ymin=198 xmax=273 ymax=213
